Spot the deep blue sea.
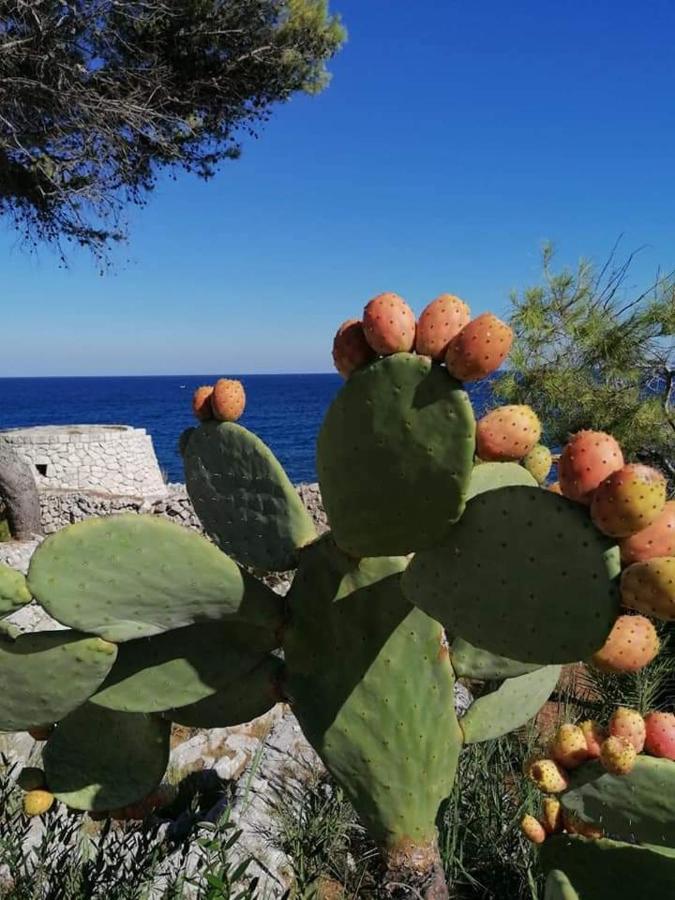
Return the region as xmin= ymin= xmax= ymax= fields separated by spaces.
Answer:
xmin=0 ymin=374 xmax=493 ymax=484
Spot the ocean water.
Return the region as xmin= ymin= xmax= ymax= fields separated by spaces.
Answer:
xmin=0 ymin=373 xmax=493 ymax=484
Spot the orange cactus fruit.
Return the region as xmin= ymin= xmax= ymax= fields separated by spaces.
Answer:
xmin=558 ymin=430 xmax=624 ymax=505
xmin=475 ymin=405 xmax=542 ymax=462
xmin=620 ymin=500 xmax=675 ymax=565
xmin=600 ymin=735 xmax=637 ymax=775
xmin=548 ymin=481 xmax=563 ymax=495
xmin=579 ymin=720 xmax=607 ymax=759
xmin=192 ymin=385 xmax=214 ymax=421
xmin=332 ymin=319 xmax=377 ymax=377
xmin=608 ymin=707 xmax=646 ymax=753
xmin=527 ymin=758 xmax=570 ymax=794
xmin=541 ymin=797 xmax=563 ymax=834
xmin=590 ymin=464 xmax=666 ymax=538
xmin=590 ymin=614 xmax=660 ymax=674
xmin=549 ymin=723 xmax=591 ymax=769
xmin=562 ymin=810 xmax=604 ymax=839
xmin=23 ymin=789 xmax=55 ymax=817
xmin=211 ymin=378 xmax=246 ymax=422
xmin=362 ymin=292 xmax=416 ymax=355
xmin=620 ymin=557 xmax=675 ymax=622
xmin=643 ymin=711 xmax=675 ymax=760
xmin=414 ymin=294 xmax=471 ymax=361
xmin=520 ymin=814 xmax=547 ymax=844
xmin=445 ymin=313 xmax=513 ymax=382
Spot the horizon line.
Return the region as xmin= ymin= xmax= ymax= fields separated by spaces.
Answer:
xmin=0 ymin=371 xmax=339 ymax=380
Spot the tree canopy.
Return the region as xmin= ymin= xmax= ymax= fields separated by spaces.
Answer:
xmin=0 ymin=0 xmax=344 ymax=260
xmin=494 ymin=243 xmax=675 ymax=486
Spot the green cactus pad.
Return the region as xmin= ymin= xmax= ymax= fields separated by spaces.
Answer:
xmin=165 ymin=655 xmax=283 ymax=728
xmin=27 ymin=515 xmax=283 ymax=641
xmin=544 ymin=870 xmax=579 ymax=900
xmin=0 ymin=630 xmax=117 ymax=731
xmin=283 ymin=536 xmax=463 ymax=848
xmin=540 ymin=835 xmax=675 ymax=898
xmin=561 ymin=756 xmax=675 ymax=846
xmin=44 ymin=703 xmax=170 ymax=812
xmin=183 ymin=422 xmax=316 ymax=572
xmin=450 ymin=638 xmax=541 ymax=680
xmin=466 ymin=461 xmax=538 ymax=500
xmin=317 ymin=354 xmax=475 ymax=556
xmin=460 ymin=665 xmax=560 ymax=743
xmin=404 ymin=487 xmax=621 ymax=664
xmin=90 ymin=623 xmax=276 ymax=713
xmin=0 ymin=564 xmax=31 ymax=616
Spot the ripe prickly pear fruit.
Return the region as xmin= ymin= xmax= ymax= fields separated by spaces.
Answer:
xmin=591 ymin=614 xmax=660 ymax=673
xmin=579 ymin=720 xmax=606 ymax=758
xmin=475 ymin=405 xmax=542 ymax=462
xmin=332 ymin=319 xmax=377 ymax=378
xmin=600 ymin=735 xmax=637 ymax=775
xmin=643 ymin=711 xmax=675 ymax=760
xmin=591 ymin=464 xmax=667 ymax=538
xmin=211 ymin=378 xmax=246 ymax=422
xmin=28 ymin=724 xmax=54 ymax=741
xmin=445 ymin=313 xmax=513 ymax=382
xmin=17 ymin=767 xmax=47 ymax=791
xmin=562 ymin=810 xmax=604 ymax=839
xmin=415 ymin=294 xmax=471 ymax=361
xmin=527 ymin=758 xmax=569 ymax=793
xmin=192 ymin=385 xmax=214 ymax=421
xmin=548 ymin=481 xmax=563 ymax=495
xmin=558 ymin=430 xmax=624 ymax=504
xmin=609 ymin=707 xmax=646 ymax=752
xmin=362 ymin=292 xmax=416 ymax=355
xmin=621 ymin=557 xmax=675 ymax=622
xmin=619 ymin=500 xmax=675 ymax=565
xmin=523 ymin=444 xmax=553 ymax=484
xmin=549 ymin=724 xmax=590 ymax=769
xmin=520 ymin=814 xmax=547 ymax=844
xmin=541 ymin=797 xmax=563 ymax=834
xmin=23 ymin=789 xmax=55 ymax=817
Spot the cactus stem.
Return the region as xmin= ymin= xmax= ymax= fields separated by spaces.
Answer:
xmin=381 ymin=838 xmax=448 ymax=899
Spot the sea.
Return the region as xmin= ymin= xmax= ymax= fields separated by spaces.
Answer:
xmin=0 ymin=374 xmax=493 ymax=484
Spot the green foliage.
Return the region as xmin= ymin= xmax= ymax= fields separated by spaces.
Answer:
xmin=494 ymin=243 xmax=675 ymax=482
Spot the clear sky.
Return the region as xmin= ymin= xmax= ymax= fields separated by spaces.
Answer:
xmin=2 ymin=0 xmax=675 ymax=376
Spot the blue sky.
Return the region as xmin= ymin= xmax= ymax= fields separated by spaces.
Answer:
xmin=2 ymin=0 xmax=675 ymax=376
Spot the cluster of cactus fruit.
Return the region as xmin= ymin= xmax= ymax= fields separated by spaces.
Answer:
xmin=0 ymin=289 xmax=672 ymax=898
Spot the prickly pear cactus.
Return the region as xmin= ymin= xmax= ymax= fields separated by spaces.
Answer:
xmin=3 ymin=290 xmax=673 ymax=899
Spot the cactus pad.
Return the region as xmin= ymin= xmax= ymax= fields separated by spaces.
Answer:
xmin=540 ymin=835 xmax=675 ymax=898
xmin=27 ymin=515 xmax=283 ymax=641
xmin=460 ymin=665 xmax=561 ymax=743
xmin=90 ymin=623 xmax=276 ymax=713
xmin=561 ymin=756 xmax=675 ymax=846
xmin=0 ymin=564 xmax=31 ymax=616
xmin=0 ymin=630 xmax=117 ymax=731
xmin=403 ymin=487 xmax=620 ymax=664
xmin=183 ymin=422 xmax=316 ymax=572
xmin=44 ymin=704 xmax=170 ymax=811
xmin=317 ymin=354 xmax=475 ymax=556
xmin=466 ymin=461 xmax=537 ymax=500
xmin=165 ymin=655 xmax=283 ymax=728
xmin=450 ymin=638 xmax=541 ymax=680
xmin=283 ymin=536 xmax=463 ymax=848
xmin=544 ymin=870 xmax=579 ymax=900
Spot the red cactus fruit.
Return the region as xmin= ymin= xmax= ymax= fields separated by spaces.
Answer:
xmin=192 ymin=385 xmax=214 ymax=421
xmin=415 ymin=294 xmax=471 ymax=361
xmin=476 ymin=405 xmax=542 ymax=462
xmin=590 ymin=464 xmax=667 ymax=538
xmin=579 ymin=720 xmax=606 ymax=758
xmin=590 ymin=614 xmax=660 ymax=674
xmin=548 ymin=481 xmax=563 ymax=495
xmin=362 ymin=292 xmax=416 ymax=355
xmin=621 ymin=557 xmax=675 ymax=622
xmin=27 ymin=725 xmax=54 ymax=742
xmin=445 ymin=313 xmax=513 ymax=382
xmin=549 ymin=723 xmax=590 ymax=769
xmin=527 ymin=758 xmax=569 ymax=793
xmin=541 ymin=797 xmax=563 ymax=834
xmin=558 ymin=430 xmax=624 ymax=505
xmin=523 ymin=444 xmax=553 ymax=484
xmin=609 ymin=707 xmax=646 ymax=753
xmin=561 ymin=810 xmax=604 ymax=838
xmin=211 ymin=378 xmax=246 ymax=422
xmin=600 ymin=735 xmax=637 ymax=775
xmin=520 ymin=814 xmax=547 ymax=844
xmin=643 ymin=711 xmax=675 ymax=760
xmin=332 ymin=319 xmax=377 ymax=378
xmin=620 ymin=501 xmax=675 ymax=565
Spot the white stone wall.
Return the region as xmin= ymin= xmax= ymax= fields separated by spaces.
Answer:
xmin=0 ymin=425 xmax=168 ymax=498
